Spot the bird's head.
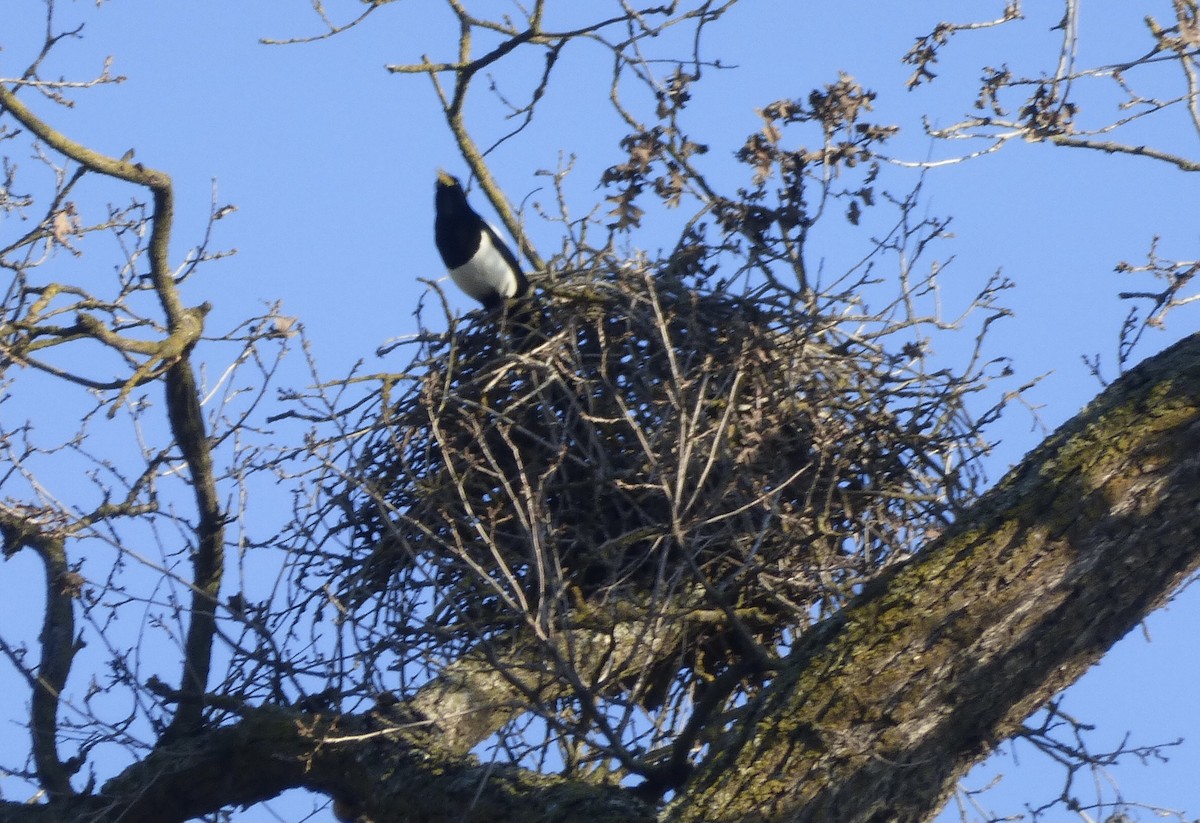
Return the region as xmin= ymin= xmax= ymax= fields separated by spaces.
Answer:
xmin=435 ymin=169 xmax=470 ymax=217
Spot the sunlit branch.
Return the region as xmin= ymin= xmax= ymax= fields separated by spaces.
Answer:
xmin=0 ymin=78 xmax=226 ymax=739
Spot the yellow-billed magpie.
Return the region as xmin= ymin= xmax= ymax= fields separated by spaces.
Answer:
xmin=434 ymin=170 xmax=528 ymax=310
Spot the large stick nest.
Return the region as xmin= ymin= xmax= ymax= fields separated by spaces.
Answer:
xmin=331 ymin=265 xmax=978 ymax=703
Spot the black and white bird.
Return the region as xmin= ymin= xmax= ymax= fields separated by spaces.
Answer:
xmin=434 ymin=170 xmax=528 ymax=310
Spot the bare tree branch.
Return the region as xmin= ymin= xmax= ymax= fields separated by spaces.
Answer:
xmin=0 ymin=78 xmax=223 ymax=740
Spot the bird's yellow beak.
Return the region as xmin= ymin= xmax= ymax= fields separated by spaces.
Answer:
xmin=437 ymin=169 xmax=456 ymax=187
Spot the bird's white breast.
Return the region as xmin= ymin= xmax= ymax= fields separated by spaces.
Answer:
xmin=448 ymin=228 xmax=521 ymax=301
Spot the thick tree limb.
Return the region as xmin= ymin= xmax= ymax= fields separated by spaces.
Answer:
xmin=412 ymin=608 xmax=693 ymax=754
xmin=671 ymin=331 xmax=1200 ymax=823
xmin=0 ymin=705 xmax=654 ymax=823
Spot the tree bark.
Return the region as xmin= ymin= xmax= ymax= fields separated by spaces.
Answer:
xmin=669 ymin=331 xmax=1200 ymax=823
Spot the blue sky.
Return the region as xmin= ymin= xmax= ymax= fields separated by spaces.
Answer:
xmin=2 ymin=2 xmax=1198 ymax=820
